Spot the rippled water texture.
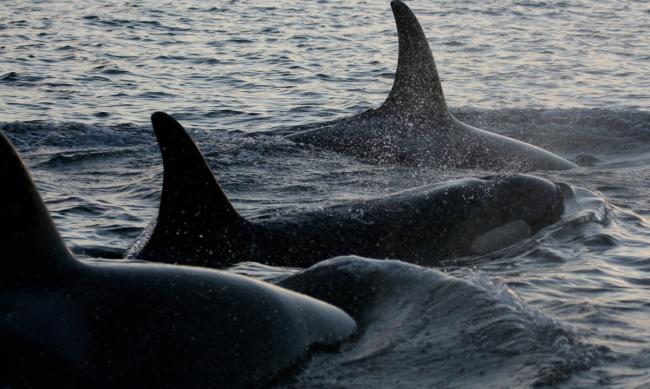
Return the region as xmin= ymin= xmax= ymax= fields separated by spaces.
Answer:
xmin=1 ymin=0 xmax=649 ymax=128
xmin=2 ymin=0 xmax=650 ymax=388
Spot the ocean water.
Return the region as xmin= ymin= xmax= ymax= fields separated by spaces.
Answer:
xmin=1 ymin=0 xmax=650 ymax=387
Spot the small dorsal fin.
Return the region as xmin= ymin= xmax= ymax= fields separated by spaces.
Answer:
xmin=145 ymin=112 xmax=244 ymax=256
xmin=0 ymin=131 xmax=74 ymax=274
xmin=380 ymin=0 xmax=450 ymax=122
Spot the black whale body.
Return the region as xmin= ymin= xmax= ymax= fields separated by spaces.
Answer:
xmin=129 ymin=112 xmax=565 ymax=268
xmin=286 ymin=0 xmax=576 ymax=172
xmin=0 ymin=131 xmax=356 ymax=388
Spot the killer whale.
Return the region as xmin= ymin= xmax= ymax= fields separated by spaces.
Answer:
xmin=286 ymin=0 xmax=577 ymax=172
xmin=129 ymin=112 xmax=565 ymax=268
xmin=0 ymin=132 xmax=356 ymax=388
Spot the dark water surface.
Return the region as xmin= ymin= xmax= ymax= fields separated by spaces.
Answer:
xmin=2 ymin=0 xmax=650 ymax=387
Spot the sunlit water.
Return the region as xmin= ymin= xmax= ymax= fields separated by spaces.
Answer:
xmin=2 ymin=0 xmax=650 ymax=387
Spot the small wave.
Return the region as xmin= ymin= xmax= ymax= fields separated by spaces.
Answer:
xmin=228 ymin=38 xmax=254 ymax=44
xmin=100 ymin=68 xmax=131 ymax=75
xmin=136 ymin=91 xmax=176 ymax=99
xmin=1 ymin=72 xmax=18 ymax=81
xmin=0 ymin=121 xmax=152 ymax=150
xmin=276 ymin=256 xmax=605 ymax=388
xmin=92 ymin=65 xmax=131 ymax=75
xmin=71 ymin=244 xmax=125 ymax=259
xmin=204 ymin=109 xmax=252 ymax=118
xmin=55 ymin=45 xmax=76 ymax=51
xmin=0 ymin=72 xmax=46 ymax=86
xmin=36 ymin=147 xmax=141 ymax=168
xmin=444 ymin=40 xmax=465 ymax=46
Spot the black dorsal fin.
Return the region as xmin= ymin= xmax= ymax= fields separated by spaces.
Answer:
xmin=380 ymin=0 xmax=450 ymax=122
xmin=148 ymin=112 xmax=244 ymax=244
xmin=0 ymin=131 xmax=75 ymax=275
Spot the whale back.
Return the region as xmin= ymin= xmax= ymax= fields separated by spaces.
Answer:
xmin=380 ymin=0 xmax=450 ymax=123
xmin=0 ymin=131 xmax=75 ymax=278
xmin=0 ymin=127 xmax=358 ymax=388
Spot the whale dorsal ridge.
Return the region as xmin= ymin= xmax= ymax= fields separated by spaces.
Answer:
xmin=150 ymin=112 xmax=244 ymax=237
xmin=0 ymin=131 xmax=74 ymax=274
xmin=381 ymin=0 xmax=450 ymax=122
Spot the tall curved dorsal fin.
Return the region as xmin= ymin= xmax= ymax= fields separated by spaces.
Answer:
xmin=0 ymin=131 xmax=75 ymax=275
xmin=149 ymin=112 xmax=244 ymax=241
xmin=380 ymin=0 xmax=450 ymax=122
